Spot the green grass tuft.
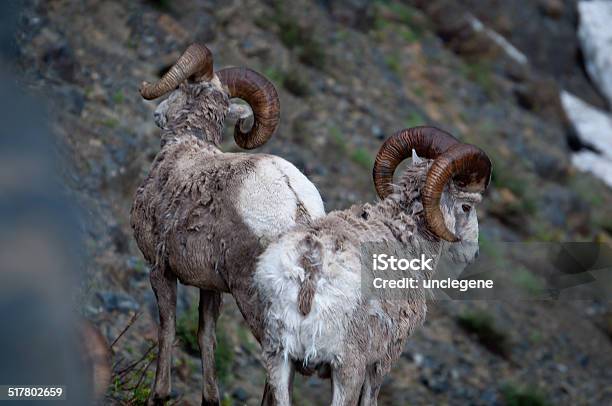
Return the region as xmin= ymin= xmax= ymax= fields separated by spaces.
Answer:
xmin=405 ymin=111 xmax=425 ymax=128
xmin=113 ymin=89 xmax=125 ymax=104
xmin=351 ymin=147 xmax=374 ymax=169
xmin=501 ymin=384 xmax=550 ymax=406
xmin=460 ymin=61 xmax=494 ymax=94
xmin=385 ymin=54 xmax=402 ymax=74
xmin=512 ymin=267 xmax=545 ymax=295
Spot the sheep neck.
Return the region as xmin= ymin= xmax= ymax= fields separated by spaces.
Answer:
xmin=162 ymin=91 xmax=229 ymax=148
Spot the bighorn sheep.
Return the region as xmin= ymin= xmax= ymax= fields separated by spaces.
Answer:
xmin=254 ymin=127 xmax=492 ymax=405
xmin=130 ymin=43 xmax=325 ymax=405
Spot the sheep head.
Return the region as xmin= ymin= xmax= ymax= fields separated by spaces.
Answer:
xmin=140 ymin=43 xmax=280 ymax=149
xmin=373 ymin=126 xmax=492 ymax=262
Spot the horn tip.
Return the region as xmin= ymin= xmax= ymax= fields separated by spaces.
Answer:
xmin=139 ymin=82 xmax=160 ymax=100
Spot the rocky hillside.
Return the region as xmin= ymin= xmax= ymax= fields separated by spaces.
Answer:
xmin=13 ymin=0 xmax=612 ymax=404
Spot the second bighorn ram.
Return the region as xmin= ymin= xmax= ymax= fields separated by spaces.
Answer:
xmin=255 ymin=127 xmax=492 ymax=405
xmin=131 ymin=44 xmax=325 ymax=405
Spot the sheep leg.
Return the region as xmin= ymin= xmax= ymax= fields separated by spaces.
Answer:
xmin=260 ymin=369 xmax=295 ymax=406
xmin=358 ymin=367 xmax=384 ymax=406
xmin=149 ymin=265 xmax=177 ymax=405
xmin=331 ymin=364 xmax=366 ymax=406
xmin=198 ymin=289 xmax=222 ymax=406
xmin=263 ymin=354 xmax=294 ymax=405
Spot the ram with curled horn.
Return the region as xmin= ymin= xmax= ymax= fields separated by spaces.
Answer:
xmin=254 ymin=126 xmax=492 ymax=405
xmin=130 ymin=43 xmax=326 ymax=405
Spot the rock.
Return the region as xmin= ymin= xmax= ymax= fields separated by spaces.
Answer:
xmin=540 ymin=184 xmax=588 ymax=228
xmin=468 ymin=15 xmax=527 ymax=65
xmin=539 ymin=0 xmax=564 ymax=19
xmin=232 ymin=387 xmax=249 ymax=402
xmin=327 ymin=0 xmax=375 ymax=31
xmin=578 ymin=1 xmax=612 ymax=107
xmin=514 ymin=74 xmax=565 ymax=122
xmin=529 ymin=145 xmax=570 ymax=181
xmin=240 ymin=37 xmax=271 ymax=58
xmin=109 ymin=224 xmax=130 ymax=254
xmin=371 ymin=124 xmax=384 ymax=140
xmin=157 ymin=14 xmax=190 ymax=43
xmin=32 ymin=28 xmax=78 ymax=83
xmin=96 ymin=291 xmax=140 ymax=313
xmin=480 ymin=388 xmax=498 ymax=404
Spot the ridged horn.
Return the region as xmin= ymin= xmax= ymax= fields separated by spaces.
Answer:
xmin=373 ymin=126 xmax=461 ymax=199
xmin=216 ymin=67 xmax=280 ymax=149
xmin=139 ymin=43 xmax=213 ymax=100
xmin=422 ymin=143 xmax=492 ymax=242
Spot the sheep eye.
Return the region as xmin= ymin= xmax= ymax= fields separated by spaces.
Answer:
xmin=461 ymin=204 xmax=471 ymax=213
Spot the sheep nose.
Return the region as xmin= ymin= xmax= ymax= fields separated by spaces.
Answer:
xmin=474 ymin=249 xmax=480 ymax=259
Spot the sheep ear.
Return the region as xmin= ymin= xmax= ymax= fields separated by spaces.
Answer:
xmin=412 ymin=148 xmax=423 ymax=165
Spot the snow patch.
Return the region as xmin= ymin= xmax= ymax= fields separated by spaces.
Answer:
xmin=578 ymin=1 xmax=612 ymax=106
xmin=561 ymin=91 xmax=612 ymax=188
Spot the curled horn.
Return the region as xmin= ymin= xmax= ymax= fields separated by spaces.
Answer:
xmin=422 ymin=143 xmax=492 ymax=241
xmin=373 ymin=126 xmax=460 ymax=199
xmin=373 ymin=126 xmax=491 ymax=242
xmin=216 ymin=67 xmax=280 ymax=149
xmin=139 ymin=43 xmax=213 ymax=100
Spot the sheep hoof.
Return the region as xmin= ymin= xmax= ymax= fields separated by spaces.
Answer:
xmin=147 ymin=394 xmax=169 ymax=406
xmin=201 ymin=396 xmax=220 ymax=406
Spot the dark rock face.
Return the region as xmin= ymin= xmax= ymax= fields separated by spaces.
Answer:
xmin=455 ymin=0 xmax=607 ymax=109
xmin=9 ymin=0 xmax=612 ymax=404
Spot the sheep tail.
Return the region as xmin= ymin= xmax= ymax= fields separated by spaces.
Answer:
xmin=297 ymin=235 xmax=323 ymax=316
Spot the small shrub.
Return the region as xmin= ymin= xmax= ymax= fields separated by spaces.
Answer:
xmin=298 ymin=40 xmax=326 ymax=70
xmin=457 ymin=309 xmax=509 ymax=357
xmin=263 ymin=68 xmax=310 ymax=97
xmin=101 ymin=118 xmax=119 ymax=128
xmin=385 ymin=54 xmax=402 ymax=74
xmin=283 ymin=70 xmax=311 ymax=97
xmin=147 ymin=0 xmax=172 ymax=12
xmin=501 ymin=384 xmax=550 ymax=406
xmin=109 ymin=344 xmax=157 ymax=405
xmin=277 ymin=20 xmax=302 ymax=49
xmin=384 ymin=1 xmax=417 ymax=26
xmin=372 ymin=1 xmax=425 ymax=41
xmin=267 ymin=4 xmax=326 ymax=70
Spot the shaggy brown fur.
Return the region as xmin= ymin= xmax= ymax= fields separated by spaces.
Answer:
xmin=131 ymin=79 xmax=322 ymax=406
xmin=296 ymin=234 xmax=324 ymax=315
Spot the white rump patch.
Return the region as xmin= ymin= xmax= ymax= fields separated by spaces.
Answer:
xmin=255 ymin=234 xmax=362 ymax=365
xmin=235 ymin=157 xmax=325 ymax=242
